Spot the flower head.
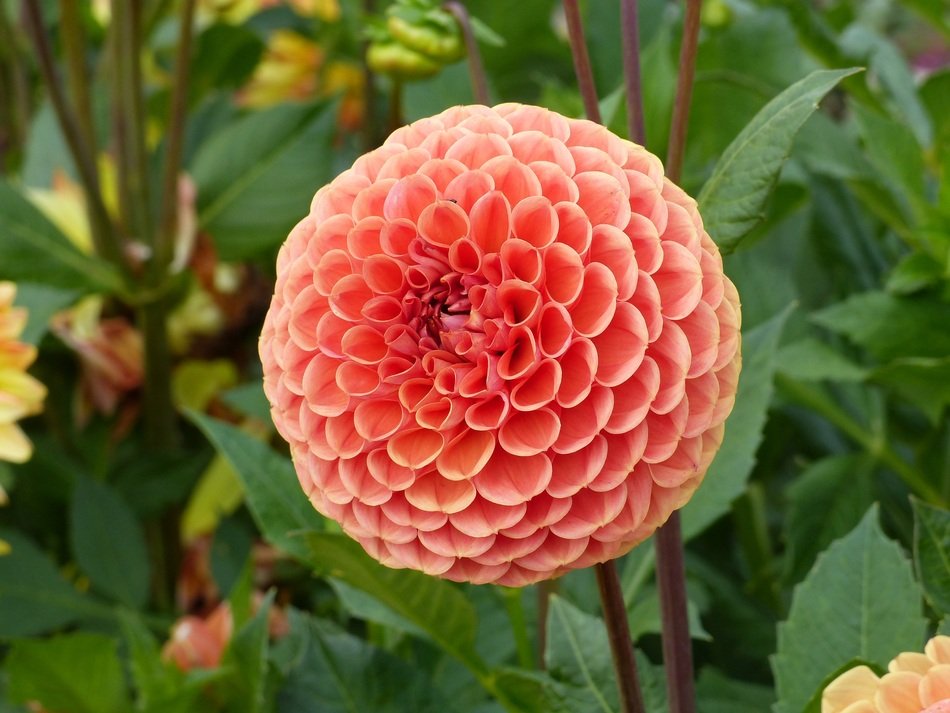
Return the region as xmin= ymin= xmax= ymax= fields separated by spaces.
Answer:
xmin=260 ymin=104 xmax=741 ymax=585
xmin=0 ymin=283 xmax=46 ymax=464
xmin=822 ymin=636 xmax=950 ymax=713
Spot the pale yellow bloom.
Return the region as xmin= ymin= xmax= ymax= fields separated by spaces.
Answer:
xmin=823 ymin=636 xmax=950 ymax=713
xmin=0 ymin=283 xmax=47 ymax=464
xmin=239 ymin=30 xmax=322 ymax=108
xmin=199 ymin=0 xmax=337 ymax=24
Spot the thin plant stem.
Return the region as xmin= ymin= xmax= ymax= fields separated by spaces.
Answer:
xmin=21 ymin=0 xmax=124 ymax=269
xmin=361 ymin=0 xmax=380 ymax=150
xmin=620 ymin=0 xmax=646 ymax=145
xmin=0 ymin=5 xmax=27 ymax=170
xmin=156 ymin=0 xmax=196 ymax=275
xmin=500 ymin=588 xmax=534 ymax=670
xmin=665 ymin=0 xmax=702 ymax=183
xmin=59 ymin=0 xmax=96 ymax=154
xmin=654 ymin=4 xmax=704 ymax=712
xmin=562 ymin=0 xmax=601 ymax=123
xmin=536 ymin=578 xmax=557 ymax=668
xmin=596 ymin=561 xmax=647 ymax=713
xmin=113 ymin=0 xmax=153 ymax=249
xmin=655 ymin=513 xmax=695 ymax=713
xmin=444 ymin=1 xmax=489 ymax=105
xmin=387 ymin=79 xmax=403 ymax=135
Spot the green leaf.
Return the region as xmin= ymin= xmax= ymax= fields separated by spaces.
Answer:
xmin=187 ymin=411 xmax=324 ymax=561
xmin=886 ymin=252 xmax=945 ymax=295
xmin=771 ymin=507 xmax=926 ymax=713
xmin=12 ymin=283 xmax=78 ymax=345
xmin=544 ymin=595 xmax=618 ymax=713
xmin=277 ymin=615 xmax=450 ymax=713
xmin=192 ymin=102 xmax=337 ymax=260
xmin=70 ymin=476 xmax=150 ymax=607
xmin=783 ymin=454 xmax=875 ymax=585
xmin=871 ymin=357 xmax=950 ymax=424
xmin=301 ymin=532 xmax=485 ymax=673
xmin=681 ymin=304 xmax=791 ymax=540
xmin=776 ymin=338 xmax=869 ymax=383
xmin=218 ymin=591 xmax=274 ymax=713
xmin=118 ymin=610 xmax=187 ymax=713
xmin=0 ymin=528 xmax=109 ymax=637
xmin=6 ymin=632 xmax=129 ymax=713
xmin=210 ymin=516 xmax=254 ymax=598
xmin=0 ymin=181 xmax=122 ymax=292
xmin=627 ymin=587 xmax=711 ymax=642
xmin=813 ymin=291 xmax=950 ymax=362
xmin=221 ymin=381 xmax=272 ymax=423
xmin=697 ymin=68 xmax=861 ymax=253
xmin=912 ymin=498 xmax=950 ymax=617
xmin=696 ymin=668 xmax=774 ymax=713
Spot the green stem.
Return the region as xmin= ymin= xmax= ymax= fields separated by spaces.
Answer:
xmin=22 ymin=0 xmax=125 ymax=270
xmin=444 ymin=1 xmax=489 ymax=105
xmin=776 ymin=375 xmax=943 ymax=504
xmin=59 ymin=0 xmax=96 ymax=154
xmin=536 ymin=578 xmax=557 ymax=668
xmin=140 ymin=299 xmax=177 ymax=450
xmin=156 ymin=0 xmax=196 ymax=276
xmin=0 ymin=5 xmax=28 ymax=171
xmin=500 ymin=587 xmax=534 ymax=670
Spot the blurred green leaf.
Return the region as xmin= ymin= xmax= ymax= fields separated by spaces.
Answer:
xmin=813 ymin=291 xmax=950 ymax=362
xmin=544 ymin=595 xmax=618 ymax=713
xmin=188 ymin=411 xmax=324 ymax=560
xmin=776 ymin=337 xmax=868 ymax=382
xmin=190 ymin=23 xmax=265 ymax=98
xmin=912 ymin=498 xmax=950 ymax=617
xmin=886 ymin=252 xmax=945 ymax=295
xmin=698 ymin=68 xmax=860 ymax=253
xmin=70 ymin=476 xmax=149 ymax=608
xmin=0 ymin=181 xmax=122 ymax=292
xmin=277 ymin=615 xmax=450 ymax=712
xmin=302 ymin=532 xmax=485 ymax=673
xmin=221 ymin=381 xmax=272 ymax=423
xmin=6 ymin=632 xmax=129 ymax=713
xmin=872 ymin=357 xmax=950 ymax=424
xmin=696 ymin=668 xmax=774 ymax=713
xmin=12 ymin=283 xmax=78 ymax=345
xmin=783 ymin=454 xmax=875 ymax=585
xmin=794 ymin=112 xmax=873 ymax=181
xmin=219 ymin=591 xmax=274 ymax=713
xmin=211 ymin=516 xmax=255 ymax=598
xmin=682 ymin=304 xmax=791 ymax=540
xmin=192 ymin=102 xmax=336 ymax=260
xmin=0 ymin=529 xmax=109 ymax=637
xmin=772 ymin=507 xmax=926 ymax=713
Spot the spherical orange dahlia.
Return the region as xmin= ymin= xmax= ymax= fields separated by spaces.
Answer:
xmin=260 ymin=103 xmax=741 ymax=585
xmin=822 ymin=636 xmax=950 ymax=713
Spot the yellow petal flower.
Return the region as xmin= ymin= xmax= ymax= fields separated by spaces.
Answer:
xmin=0 ymin=282 xmax=45 ymax=465
xmin=823 ymin=666 xmax=880 ymax=713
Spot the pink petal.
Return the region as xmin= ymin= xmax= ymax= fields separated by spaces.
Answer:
xmin=649 ymin=320 xmax=690 ymax=415
xmin=418 ymin=524 xmax=496 ymax=558
xmin=515 ymin=533 xmax=589 ymax=572
xmin=325 ymin=411 xmax=365 ymax=459
xmin=654 ymin=241 xmax=703 ymax=320
xmin=381 ymin=491 xmax=447 ymax=530
xmin=529 ymin=161 xmax=579 ymax=204
xmin=569 ymin=263 xmax=618 ymax=337
xmin=449 ymin=496 xmax=527 ymax=537
xmin=574 ymin=171 xmax=631 ymax=229
xmin=469 ymin=191 xmax=512 ymax=253
xmin=498 ymin=407 xmax=560 ymax=456
xmin=444 ymin=169 xmax=495 ymax=213
xmin=548 ymin=434 xmax=609 ymax=498
xmin=511 ymin=195 xmax=560 ymax=250
xmin=591 ymin=302 xmax=649 ymax=387
xmin=339 ymin=455 xmax=393 ymax=506
xmin=335 ymin=361 xmax=380 ymax=397
xmin=465 ymin=392 xmax=511 ymax=431
xmin=552 ymin=385 xmax=613 ymax=454
xmin=500 ymin=239 xmax=542 ymax=285
xmin=497 ymin=325 xmax=538 ymax=380
xmin=556 ymin=338 xmax=597 ymax=408
xmin=500 ymin=492 xmax=572 ymax=538
xmin=417 ymin=199 xmax=470 ymax=247
xmin=362 ymin=255 xmax=406 ymax=295
xmin=366 ymin=448 xmax=416 ymax=491
xmin=590 ymin=224 xmax=638 ymax=301
xmin=549 ymin=484 xmax=628 ymax=539
xmin=353 ymin=399 xmax=405 ymax=441
xmin=302 ymin=354 xmax=348 ymax=416
xmin=405 ymin=473 xmax=477 ymax=514
xmin=382 ymin=174 xmax=438 ymax=223
xmin=605 ymin=357 xmax=660 ymax=433
xmin=510 ymin=358 xmax=562 ymax=411
xmin=387 ymin=428 xmax=444 ymax=469
xmin=445 ymin=131 xmax=513 ymax=168
xmin=482 ymin=155 xmax=542 ymax=206
xmin=436 ymin=428 xmax=495 ymax=480
xmin=473 ymin=450 xmax=552 ymax=506
xmin=385 ymin=539 xmax=455 ymax=575
xmin=542 ymin=242 xmax=584 ymax=306
xmin=471 ymin=529 xmax=549 ymax=566
xmin=554 ymin=201 xmax=592 ymax=254
xmin=351 ymin=500 xmax=416 ymax=543
xmin=537 ymin=302 xmax=573 ymax=358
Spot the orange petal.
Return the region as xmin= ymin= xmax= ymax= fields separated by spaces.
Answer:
xmin=302 ymin=354 xmax=348 ymax=416
xmin=482 ymin=155 xmax=542 ymax=207
xmin=418 ymin=524 xmax=496 ymax=558
xmin=417 ymin=199 xmax=470 ymax=247
xmin=649 ymin=320 xmax=690 ymax=415
xmin=352 ymin=178 xmax=396 ymax=221
xmin=556 ymin=338 xmax=597 ymax=408
xmin=465 ymin=393 xmax=510 ymax=431
xmin=382 ymin=173 xmax=438 ymax=223
xmin=537 ymin=302 xmax=573 ymax=358
xmin=500 ymin=492 xmax=572 ymax=538
xmin=591 ymin=302 xmax=649 ymax=387
xmin=449 ymin=496 xmax=527 ymax=537
xmin=325 ymin=411 xmax=365 ymax=459
xmin=351 ymin=500 xmax=416 ymax=542
xmin=366 ymin=448 xmax=416 ymax=491
xmin=530 ymin=161 xmax=579 ymax=204
xmin=552 ymin=385 xmax=613 ymax=454
xmin=920 ymin=665 xmax=950 ymax=707
xmin=473 ymin=450 xmax=552 ymax=506
xmin=574 ymin=171 xmax=631 ymax=229
xmin=417 ymin=157 xmax=467 ymax=193
xmin=442 ymin=558 xmax=511 ymax=585
xmin=444 ymin=131 xmax=513 ymax=168
xmin=606 ymin=357 xmax=660 ymax=434
xmin=381 ymin=491 xmax=447 ymax=531
xmin=641 ymin=396 xmax=689 ymax=463
xmin=471 ymin=529 xmax=549 ymax=566
xmin=385 ymin=539 xmax=456 ymax=575
xmin=335 ymin=361 xmax=380 ymax=397
xmin=508 ymin=130 xmax=576 ymax=174
xmin=339 ymin=455 xmax=392 ymax=506
xmin=362 ymin=254 xmax=405 ymax=295
xmin=630 ymin=270 xmax=663 ymax=342
xmin=549 ymin=483 xmax=628 ymax=539
xmin=436 ymin=428 xmax=495 ymax=480
xmin=497 ymin=325 xmax=538 ymax=380
xmin=510 ymin=358 xmax=562 ymax=411
xmin=353 ymin=399 xmax=405 ymax=441
xmin=376 ymin=147 xmax=430 ymax=181
xmin=515 ymin=533 xmax=589 ymax=572
xmin=469 ymin=191 xmax=512 ymax=253
xmin=387 ymin=428 xmax=444 ymax=469
xmin=554 ymin=201 xmax=592 ymax=254
xmin=500 ymin=239 xmax=542 ymax=284
xmin=648 ymin=434 xmax=703 ymax=488
xmin=444 ymin=169 xmax=495 ymax=213
xmin=542 ymin=242 xmax=585 ymax=306
xmin=498 ymin=407 xmax=560 ymax=456
xmin=548 ymin=434 xmax=608 ymax=498
xmin=405 ymin=473 xmax=477 ymax=514
xmin=569 ymin=263 xmax=618 ymax=338
xmin=682 ymin=370 xmax=720 ymax=439
xmin=654 ymin=240 xmax=703 ymax=320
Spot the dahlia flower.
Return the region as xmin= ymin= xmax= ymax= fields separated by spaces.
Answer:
xmin=260 ymin=104 xmax=741 ymax=585
xmin=822 ymin=636 xmax=950 ymax=713
xmin=0 ymin=283 xmax=46 ymax=464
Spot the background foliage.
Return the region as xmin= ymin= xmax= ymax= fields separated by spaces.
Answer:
xmin=0 ymin=0 xmax=947 ymax=711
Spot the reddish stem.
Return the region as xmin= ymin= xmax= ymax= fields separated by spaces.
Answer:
xmin=562 ymin=0 xmax=601 ymax=123
xmin=665 ymin=0 xmax=702 ymax=182
xmin=444 ymin=1 xmax=490 ymax=106
xmin=621 ymin=0 xmax=646 ymax=145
